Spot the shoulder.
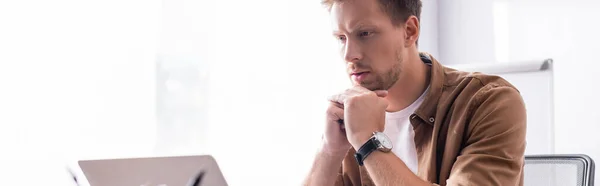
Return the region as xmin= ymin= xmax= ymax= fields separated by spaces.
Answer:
xmin=440 ymin=65 xmax=526 ymax=129
xmin=437 ymin=67 xmax=527 ymax=186
xmin=441 ymin=65 xmax=522 ymax=104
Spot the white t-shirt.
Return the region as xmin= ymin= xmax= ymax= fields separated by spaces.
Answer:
xmin=383 ymin=87 xmax=428 ymax=174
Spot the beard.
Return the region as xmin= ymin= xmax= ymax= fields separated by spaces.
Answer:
xmin=353 ymin=51 xmax=403 ymax=91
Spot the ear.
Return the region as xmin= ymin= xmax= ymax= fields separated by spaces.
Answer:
xmin=404 ymin=16 xmax=420 ymax=47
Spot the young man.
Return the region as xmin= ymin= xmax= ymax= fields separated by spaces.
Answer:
xmin=303 ymin=0 xmax=526 ymax=185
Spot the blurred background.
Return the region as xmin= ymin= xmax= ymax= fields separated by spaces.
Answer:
xmin=0 ymin=0 xmax=598 ymax=185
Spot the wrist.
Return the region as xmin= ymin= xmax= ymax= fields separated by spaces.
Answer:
xmin=350 ymin=132 xmax=375 ymax=149
xmin=319 ymin=147 xmax=348 ymax=163
xmin=320 ymin=142 xmax=349 ymax=158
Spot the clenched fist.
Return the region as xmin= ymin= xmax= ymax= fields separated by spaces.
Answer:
xmin=324 ymin=86 xmax=389 ymax=153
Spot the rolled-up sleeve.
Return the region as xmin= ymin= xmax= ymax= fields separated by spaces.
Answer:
xmin=446 ymin=85 xmax=527 ymax=186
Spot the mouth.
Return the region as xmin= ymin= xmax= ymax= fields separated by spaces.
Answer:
xmin=350 ymin=71 xmax=367 ymax=76
xmin=351 ymin=71 xmax=370 ymax=82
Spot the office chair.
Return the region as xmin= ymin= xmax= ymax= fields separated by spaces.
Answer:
xmin=525 ymin=154 xmax=595 ymax=186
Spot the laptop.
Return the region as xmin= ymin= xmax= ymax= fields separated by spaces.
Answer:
xmin=78 ymin=155 xmax=228 ymax=186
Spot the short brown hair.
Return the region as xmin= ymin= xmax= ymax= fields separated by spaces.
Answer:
xmin=321 ymin=0 xmax=422 ymax=27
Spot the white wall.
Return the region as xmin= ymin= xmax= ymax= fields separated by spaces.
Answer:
xmin=154 ymin=0 xmax=215 ymax=156
xmin=438 ymin=0 xmax=497 ymax=64
xmin=438 ymin=0 xmax=600 ymax=181
xmin=419 ymin=0 xmax=440 ymax=57
xmin=0 ymin=0 xmax=161 ymax=185
xmin=206 ymin=1 xmax=334 ymax=185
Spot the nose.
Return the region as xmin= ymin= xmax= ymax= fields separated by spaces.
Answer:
xmin=343 ymin=40 xmax=362 ymax=63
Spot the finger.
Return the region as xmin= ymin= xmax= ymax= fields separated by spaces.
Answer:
xmin=327 ymin=103 xmax=344 ymax=119
xmin=329 ymin=89 xmax=386 ymax=104
xmin=377 ymin=96 xmax=390 ymax=112
xmin=328 ymin=93 xmax=348 ymax=104
xmin=327 ymin=104 xmax=346 ymax=130
xmin=379 ymin=97 xmax=390 ymax=107
xmin=337 ymin=119 xmax=345 ymax=130
xmin=350 ymin=85 xmax=387 ymax=97
xmin=347 ymin=86 xmax=386 ymax=98
xmin=337 ymin=119 xmax=345 ymax=131
xmin=331 ymin=105 xmax=344 ymax=121
xmin=347 ymin=86 xmax=365 ymax=94
xmin=350 ymin=84 xmax=387 ymax=97
xmin=327 ymin=93 xmax=342 ymax=104
xmin=328 ymin=88 xmax=362 ymax=104
xmin=351 ymin=85 xmax=372 ymax=92
xmin=330 ymin=101 xmax=344 ymax=109
xmin=373 ymin=90 xmax=388 ymax=97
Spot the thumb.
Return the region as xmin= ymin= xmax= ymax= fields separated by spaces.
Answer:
xmin=373 ymin=90 xmax=388 ymax=97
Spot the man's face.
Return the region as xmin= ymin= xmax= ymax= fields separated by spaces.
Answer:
xmin=331 ymin=0 xmax=408 ymax=91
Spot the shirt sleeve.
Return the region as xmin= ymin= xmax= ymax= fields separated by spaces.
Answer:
xmin=445 ymin=85 xmax=527 ymax=186
xmin=333 ymin=148 xmax=365 ymax=186
xmin=334 ymin=166 xmax=345 ymax=186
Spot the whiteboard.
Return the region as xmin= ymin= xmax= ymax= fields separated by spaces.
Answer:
xmin=450 ymin=59 xmax=554 ymax=155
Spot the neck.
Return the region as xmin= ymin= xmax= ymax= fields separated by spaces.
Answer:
xmin=385 ymin=52 xmax=431 ymax=112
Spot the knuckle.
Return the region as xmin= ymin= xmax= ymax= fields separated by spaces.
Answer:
xmin=358 ymin=93 xmax=371 ymax=100
xmin=327 ymin=104 xmax=343 ymax=114
xmin=346 ymin=96 xmax=357 ymax=104
xmin=326 ymin=104 xmax=335 ymax=112
xmin=353 ymin=84 xmax=365 ymax=89
xmin=346 ymin=96 xmax=363 ymax=107
xmin=326 ymin=106 xmax=337 ymax=113
xmin=328 ymin=94 xmax=339 ymax=102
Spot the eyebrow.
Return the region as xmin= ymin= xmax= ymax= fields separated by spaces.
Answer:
xmin=332 ymin=22 xmax=375 ymax=36
xmin=352 ymin=22 xmax=377 ymax=31
xmin=352 ymin=22 xmax=367 ymax=30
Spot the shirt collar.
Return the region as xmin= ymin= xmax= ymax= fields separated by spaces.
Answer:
xmin=414 ymin=52 xmax=446 ymax=126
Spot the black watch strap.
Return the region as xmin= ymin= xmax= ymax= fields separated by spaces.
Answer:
xmin=354 ymin=137 xmax=377 ymax=166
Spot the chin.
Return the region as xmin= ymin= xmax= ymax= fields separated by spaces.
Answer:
xmin=358 ymin=82 xmax=383 ymax=91
xmin=351 ymin=79 xmax=386 ymax=90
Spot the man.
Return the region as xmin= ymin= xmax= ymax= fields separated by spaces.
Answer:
xmin=303 ymin=0 xmax=526 ymax=185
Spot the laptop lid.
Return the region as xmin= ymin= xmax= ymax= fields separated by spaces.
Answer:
xmin=78 ymin=155 xmax=227 ymax=186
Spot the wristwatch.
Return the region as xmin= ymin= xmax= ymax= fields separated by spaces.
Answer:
xmin=354 ymin=131 xmax=393 ymax=166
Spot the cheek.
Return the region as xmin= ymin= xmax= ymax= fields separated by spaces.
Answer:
xmin=368 ymin=48 xmax=398 ymax=67
xmin=369 ymin=53 xmax=402 ymax=76
xmin=364 ymin=36 xmax=404 ymax=68
xmin=372 ymin=38 xmax=400 ymax=58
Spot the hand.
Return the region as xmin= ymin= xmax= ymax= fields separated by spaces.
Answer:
xmin=328 ymin=86 xmax=389 ymax=150
xmin=321 ymin=100 xmax=351 ymax=157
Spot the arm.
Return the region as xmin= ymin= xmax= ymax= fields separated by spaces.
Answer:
xmin=349 ymin=131 xmax=433 ymax=186
xmin=303 ymin=101 xmax=352 ymax=186
xmin=303 ymin=145 xmax=346 ymax=186
xmin=348 ymin=86 xmax=525 ymax=186
xmin=445 ymin=86 xmax=526 ymax=185
xmin=304 ymin=89 xmax=390 ymax=186
xmin=326 ymin=86 xmax=434 ymax=186
xmin=361 ymin=150 xmax=433 ymax=186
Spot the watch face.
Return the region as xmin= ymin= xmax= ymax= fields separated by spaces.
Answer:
xmin=374 ymin=132 xmax=393 ymax=150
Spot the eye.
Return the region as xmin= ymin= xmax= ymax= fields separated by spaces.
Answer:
xmin=359 ymin=31 xmax=372 ymax=37
xmin=338 ymin=35 xmax=347 ymax=42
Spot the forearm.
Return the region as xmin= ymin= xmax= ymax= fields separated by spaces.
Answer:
xmin=303 ymin=147 xmax=346 ymax=186
xmin=363 ymin=151 xmax=432 ymax=186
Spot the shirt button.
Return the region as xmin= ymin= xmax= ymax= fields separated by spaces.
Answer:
xmin=429 ymin=117 xmax=435 ymax=123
